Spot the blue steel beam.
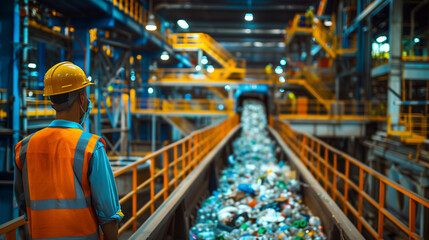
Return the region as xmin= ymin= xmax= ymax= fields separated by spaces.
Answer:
xmin=343 ymin=0 xmax=390 ymax=36
xmin=37 ymin=42 xmax=46 ymax=89
xmin=72 ymin=28 xmax=92 ymax=130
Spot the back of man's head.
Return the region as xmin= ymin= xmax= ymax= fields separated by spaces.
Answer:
xmin=50 ymin=88 xmax=84 ymax=112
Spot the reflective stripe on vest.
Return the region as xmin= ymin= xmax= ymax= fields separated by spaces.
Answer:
xmin=16 ymin=128 xmax=102 ymax=239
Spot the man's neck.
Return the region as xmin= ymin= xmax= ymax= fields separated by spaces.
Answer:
xmin=55 ymin=112 xmax=79 ymax=123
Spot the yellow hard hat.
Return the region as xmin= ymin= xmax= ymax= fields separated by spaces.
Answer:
xmin=43 ymin=61 xmax=94 ymax=96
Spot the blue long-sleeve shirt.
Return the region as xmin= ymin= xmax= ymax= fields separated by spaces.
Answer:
xmin=14 ymin=120 xmax=123 ymax=225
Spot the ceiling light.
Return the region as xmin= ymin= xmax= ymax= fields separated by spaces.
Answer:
xmin=146 ymin=14 xmax=157 ymax=31
xmin=254 ymin=42 xmax=263 ymax=47
xmin=87 ymin=76 xmax=92 ymax=81
xmin=324 ymin=20 xmax=332 ymax=27
xmin=376 ymin=35 xmax=387 ymax=43
xmin=414 ymin=37 xmax=420 ymax=43
xmin=380 ymin=43 xmax=390 ymax=52
xmin=245 ymin=13 xmax=253 ymax=22
xmin=148 ymin=87 xmax=154 ymax=94
xmin=279 ymin=76 xmax=285 ymax=83
xmin=279 ymin=88 xmax=285 ymax=93
xmin=275 ymin=66 xmax=283 ymax=74
xmin=195 ymin=65 xmax=201 ymax=71
xmin=28 ymin=63 xmax=36 ymax=69
xmin=177 ymin=19 xmax=189 ymax=30
xmin=245 ymin=29 xmax=251 ymax=34
xmin=160 ymin=51 xmax=169 ymax=61
xmin=224 ymin=85 xmax=231 ymax=91
xmin=280 ymin=58 xmax=286 ymax=66
xmin=207 ymin=65 xmax=215 ymax=73
xmin=201 ymin=56 xmax=208 ymax=65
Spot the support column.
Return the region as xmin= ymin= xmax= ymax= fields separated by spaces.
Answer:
xmin=365 ymin=18 xmax=372 ymax=100
xmin=73 ymin=28 xmax=91 ymax=130
xmin=305 ymin=37 xmax=312 ymax=65
xmin=197 ymin=49 xmax=203 ymax=70
xmin=388 ymin=0 xmax=403 ymax=127
xmin=355 ymin=0 xmax=364 ymax=100
xmin=37 ymin=42 xmax=46 ymax=90
xmin=152 ymin=115 xmax=156 ymax=152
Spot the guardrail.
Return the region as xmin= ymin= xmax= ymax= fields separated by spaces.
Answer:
xmin=172 ymin=33 xmax=237 ymax=68
xmin=149 ymin=68 xmax=278 ymax=83
xmin=274 ymin=119 xmax=429 ymax=239
xmin=113 ymin=114 xmax=238 ymax=235
xmin=0 ymin=115 xmax=239 ymax=238
xmin=276 ymin=100 xmax=386 ymax=121
xmin=387 ymin=113 xmax=428 ymax=144
xmin=0 ymin=89 xmax=7 ymax=119
xmin=112 ymin=0 xmax=143 ymax=24
xmin=25 ymin=90 xmax=55 ymax=117
xmin=131 ymin=96 xmax=234 ymax=115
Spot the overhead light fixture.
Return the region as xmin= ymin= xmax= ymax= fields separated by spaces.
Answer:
xmin=280 ymin=58 xmax=286 ymax=66
xmin=146 ymin=14 xmax=157 ymax=31
xmin=279 ymin=88 xmax=285 ymax=93
xmin=207 ymin=65 xmax=215 ymax=73
xmin=275 ymin=66 xmax=283 ymax=74
xmin=324 ymin=20 xmax=332 ymax=27
xmin=201 ymin=56 xmax=208 ymax=65
xmin=380 ymin=43 xmax=390 ymax=52
xmin=177 ymin=19 xmax=189 ymax=29
xmin=87 ymin=76 xmax=92 ymax=81
xmin=218 ymin=104 xmax=225 ymax=110
xmin=245 ymin=29 xmax=251 ymax=34
xmin=28 ymin=63 xmax=36 ymax=69
xmin=376 ymin=35 xmax=387 ymax=43
xmin=130 ymin=72 xmax=136 ymax=81
xmin=224 ymin=85 xmax=231 ymax=91
xmin=148 ymin=87 xmax=154 ymax=94
xmin=195 ymin=65 xmax=202 ymax=71
xmin=279 ymin=76 xmax=285 ymax=83
xmin=414 ymin=37 xmax=420 ymax=43
xmin=160 ymin=51 xmax=169 ymax=61
xmin=245 ymin=13 xmax=253 ymax=21
xmin=254 ymin=42 xmax=263 ymax=47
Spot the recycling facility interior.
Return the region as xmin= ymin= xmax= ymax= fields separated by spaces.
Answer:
xmin=0 ymin=0 xmax=429 ymax=239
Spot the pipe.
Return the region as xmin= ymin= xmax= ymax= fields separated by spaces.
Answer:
xmin=410 ymin=0 xmax=429 ymax=56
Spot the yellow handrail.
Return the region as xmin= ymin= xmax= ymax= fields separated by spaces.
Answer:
xmin=113 ymin=115 xmax=239 ymax=235
xmin=132 ymin=97 xmax=234 ymax=115
xmin=274 ymin=119 xmax=429 ymax=239
xmin=172 ymin=33 xmax=237 ymax=69
xmin=0 ymin=115 xmax=239 ymax=238
xmin=387 ymin=113 xmax=428 ymax=144
xmin=276 ymin=100 xmax=386 ymax=121
xmin=0 ymin=89 xmax=7 ymax=119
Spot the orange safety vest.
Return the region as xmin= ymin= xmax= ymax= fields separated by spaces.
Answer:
xmin=15 ymin=126 xmax=106 ymax=239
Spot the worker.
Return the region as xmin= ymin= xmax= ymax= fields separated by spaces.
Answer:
xmin=265 ymin=63 xmax=273 ymax=80
xmin=305 ymin=6 xmax=315 ymax=27
xmin=14 ymin=62 xmax=123 ymax=240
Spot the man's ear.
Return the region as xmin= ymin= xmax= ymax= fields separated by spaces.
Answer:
xmin=79 ymin=91 xmax=85 ymax=106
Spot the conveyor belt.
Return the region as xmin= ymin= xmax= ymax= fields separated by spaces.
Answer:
xmin=129 ymin=101 xmax=362 ymax=240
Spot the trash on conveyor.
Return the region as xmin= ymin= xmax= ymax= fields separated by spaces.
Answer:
xmin=189 ymin=100 xmax=326 ymax=240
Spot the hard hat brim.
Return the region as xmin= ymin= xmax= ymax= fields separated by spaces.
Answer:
xmin=43 ymin=82 xmax=95 ymax=97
